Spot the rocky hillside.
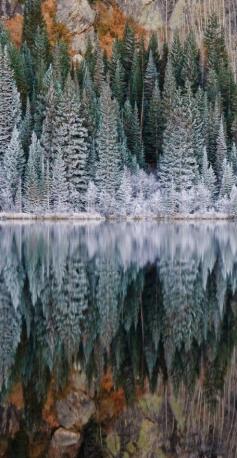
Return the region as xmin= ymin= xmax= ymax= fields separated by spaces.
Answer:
xmin=0 ymin=0 xmax=237 ymax=63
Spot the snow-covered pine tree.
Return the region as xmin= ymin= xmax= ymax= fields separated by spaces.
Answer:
xmin=123 ymin=100 xmax=144 ymax=167
xmin=96 ymin=81 xmax=122 ymax=198
xmin=195 ymin=181 xmax=212 ymax=213
xmin=144 ymin=80 xmax=162 ymax=165
xmin=85 ymin=181 xmax=97 ymax=213
xmin=40 ymin=79 xmax=60 ymax=164
xmin=208 ymin=99 xmax=221 ymax=169
xmin=220 ymin=159 xmax=235 ymax=198
xmin=183 ymin=83 xmax=205 ymax=169
xmin=52 ymin=77 xmax=89 ymax=210
xmin=159 ymin=88 xmax=198 ymax=194
xmin=24 ymin=132 xmax=44 ymax=212
xmin=51 ymin=148 xmax=68 ymax=211
xmin=229 ymin=143 xmax=237 ymax=175
xmin=0 ymin=46 xmax=21 ymax=160
xmin=1 ymin=126 xmax=25 ymax=210
xmin=216 ymin=117 xmax=227 ymax=183
xmin=20 ymin=96 xmax=33 ymax=153
xmin=202 ymin=147 xmax=217 ymax=200
xmin=116 ymin=167 xmax=132 ymax=215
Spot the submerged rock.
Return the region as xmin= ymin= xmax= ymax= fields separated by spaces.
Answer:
xmin=56 ymin=392 xmax=96 ymax=430
xmin=49 ymin=428 xmax=81 ymax=458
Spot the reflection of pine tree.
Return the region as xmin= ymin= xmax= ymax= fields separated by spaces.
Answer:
xmin=160 ymin=256 xmax=203 ymax=368
xmin=51 ymin=250 xmax=89 ymax=361
xmin=96 ymin=258 xmax=121 ymax=350
xmin=0 ymin=275 xmax=21 ymax=390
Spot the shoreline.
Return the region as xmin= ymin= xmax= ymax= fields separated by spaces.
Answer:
xmin=0 ymin=212 xmax=236 ymax=222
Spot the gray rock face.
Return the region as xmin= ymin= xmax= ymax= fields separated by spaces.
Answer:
xmin=56 ymin=0 xmax=96 ymax=59
xmin=56 ymin=391 xmax=96 ymax=430
xmin=116 ymin=0 xmax=178 ymax=28
xmin=0 ymin=0 xmax=21 ymax=17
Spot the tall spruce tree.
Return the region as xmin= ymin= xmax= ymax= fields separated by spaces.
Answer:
xmin=144 ymin=80 xmax=162 ymax=165
xmin=51 ymin=77 xmax=89 ymax=210
xmin=170 ymin=32 xmax=184 ymax=86
xmin=159 ymin=89 xmax=198 ymax=193
xmin=96 ymin=81 xmax=122 ymax=196
xmin=0 ymin=46 xmax=21 ymax=160
xmin=215 ymin=118 xmax=227 ymax=183
xmin=1 ymin=127 xmax=25 ymax=210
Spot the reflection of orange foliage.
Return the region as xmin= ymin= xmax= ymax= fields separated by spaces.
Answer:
xmin=42 ymin=380 xmax=60 ymax=429
xmin=95 ymin=1 xmax=147 ymax=56
xmin=98 ymin=371 xmax=126 ymax=422
xmin=8 ymin=382 xmax=24 ymax=410
xmin=4 ymin=14 xmax=23 ymax=47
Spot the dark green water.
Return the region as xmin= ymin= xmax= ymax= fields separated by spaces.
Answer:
xmin=0 ymin=221 xmax=237 ymax=457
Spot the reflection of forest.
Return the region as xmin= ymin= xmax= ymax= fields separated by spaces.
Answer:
xmin=1 ymin=222 xmax=237 ymax=456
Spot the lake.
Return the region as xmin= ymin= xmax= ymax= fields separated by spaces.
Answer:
xmin=0 ymin=221 xmax=237 ymax=457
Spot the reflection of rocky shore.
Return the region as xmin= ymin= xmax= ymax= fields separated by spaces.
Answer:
xmin=0 ymin=222 xmax=237 ymax=456
xmin=2 ymin=350 xmax=237 ymax=458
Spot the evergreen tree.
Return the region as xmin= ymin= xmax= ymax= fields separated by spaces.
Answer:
xmin=22 ymin=0 xmax=45 ymax=50
xmin=159 ymin=89 xmax=198 ymax=193
xmin=122 ymin=22 xmax=136 ymax=82
xmin=93 ymin=40 xmax=105 ymax=95
xmin=202 ymin=147 xmax=217 ymax=199
xmin=215 ymin=118 xmax=227 ymax=183
xmin=162 ymin=59 xmax=176 ymax=128
xmin=147 ymin=33 xmax=160 ymax=70
xmin=20 ymin=96 xmax=33 ymax=153
xmin=130 ymin=49 xmax=143 ymax=109
xmin=181 ymin=31 xmax=200 ymax=90
xmin=96 ymin=81 xmax=122 ymax=197
xmin=144 ymin=50 xmax=158 ymax=103
xmin=1 ymin=127 xmax=25 ymax=210
xmin=170 ymin=32 xmax=184 ymax=86
xmin=52 ymin=41 xmax=70 ymax=87
xmin=24 ymin=132 xmax=44 ymax=211
xmin=123 ymin=100 xmax=144 ymax=167
xmin=85 ymin=181 xmax=97 ymax=212
xmin=52 ymin=77 xmax=89 ymax=210
xmin=229 ymin=143 xmax=237 ymax=175
xmin=51 ymin=148 xmax=69 ymax=211
xmin=144 ymin=80 xmax=162 ymax=165
xmin=220 ymin=159 xmax=235 ymax=198
xmin=0 ymin=46 xmax=21 ymax=160
xmin=111 ymin=58 xmax=125 ymax=107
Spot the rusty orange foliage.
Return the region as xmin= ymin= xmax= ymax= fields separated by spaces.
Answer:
xmin=95 ymin=1 xmax=147 ymax=56
xmin=98 ymin=370 xmax=126 ymax=422
xmin=42 ymin=379 xmax=60 ymax=429
xmin=42 ymin=0 xmax=72 ymax=48
xmin=4 ymin=14 xmax=23 ymax=47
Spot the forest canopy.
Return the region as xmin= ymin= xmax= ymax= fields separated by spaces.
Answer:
xmin=1 ymin=1 xmax=237 ymax=217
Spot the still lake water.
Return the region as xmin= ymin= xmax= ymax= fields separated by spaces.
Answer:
xmin=1 ymin=221 xmax=237 ymax=457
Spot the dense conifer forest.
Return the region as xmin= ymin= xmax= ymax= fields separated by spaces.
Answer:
xmin=1 ymin=0 xmax=237 ymax=216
